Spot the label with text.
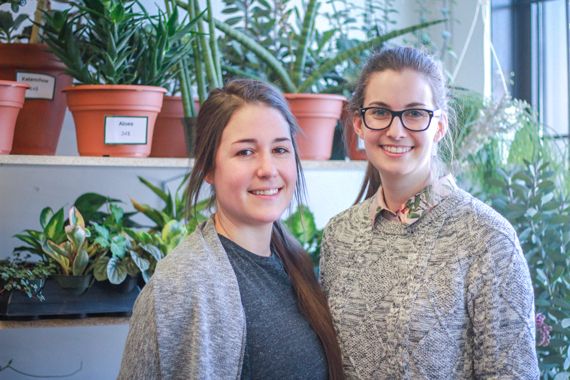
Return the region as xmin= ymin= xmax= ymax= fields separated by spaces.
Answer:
xmin=16 ymin=72 xmax=56 ymax=100
xmin=104 ymin=116 xmax=148 ymax=145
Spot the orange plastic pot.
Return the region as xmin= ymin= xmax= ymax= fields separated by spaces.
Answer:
xmin=0 ymin=80 xmax=29 ymax=154
xmin=64 ymin=84 xmax=166 ymax=157
xmin=151 ymin=96 xmax=200 ymax=158
xmin=285 ymin=93 xmax=346 ymax=160
xmin=0 ymin=43 xmax=73 ymax=155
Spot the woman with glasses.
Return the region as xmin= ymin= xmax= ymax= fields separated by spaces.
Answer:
xmin=320 ymin=46 xmax=538 ymax=379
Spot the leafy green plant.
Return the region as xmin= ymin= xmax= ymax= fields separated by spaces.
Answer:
xmin=90 ymin=203 xmax=136 ymax=285
xmin=0 ymin=0 xmax=49 ymax=43
xmin=13 ymin=206 xmax=67 ymax=257
xmin=208 ymin=0 xmax=443 ymax=93
xmin=41 ymin=207 xmax=104 ymax=276
xmin=284 ymin=205 xmax=322 ymax=268
xmin=126 ymin=220 xmax=188 ymax=282
xmin=0 ymin=259 xmax=57 ymax=301
xmin=130 ymin=174 xmax=208 ymax=233
xmin=488 ymin=158 xmax=570 ymax=378
xmin=40 ymin=0 xmax=196 ymax=86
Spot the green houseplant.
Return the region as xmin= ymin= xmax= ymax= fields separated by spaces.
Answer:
xmin=284 ymin=205 xmax=322 ymax=269
xmin=450 ymin=89 xmax=570 ymax=377
xmin=128 ymin=174 xmax=209 ymax=281
xmin=40 ymin=0 xmax=197 ymax=157
xmin=0 ymin=0 xmax=73 ymax=155
xmin=207 ymin=0 xmax=443 ymax=159
xmin=149 ymin=0 xmax=221 ymax=158
xmin=0 ymin=258 xmax=56 ymax=301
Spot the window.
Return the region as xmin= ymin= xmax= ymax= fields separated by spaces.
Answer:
xmin=492 ymin=0 xmax=569 ymax=156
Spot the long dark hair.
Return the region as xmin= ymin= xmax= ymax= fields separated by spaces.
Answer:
xmin=349 ymin=46 xmax=454 ymax=204
xmin=187 ymin=79 xmax=343 ymax=380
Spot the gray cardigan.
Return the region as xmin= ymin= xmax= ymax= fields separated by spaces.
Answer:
xmin=118 ymin=219 xmax=246 ymax=380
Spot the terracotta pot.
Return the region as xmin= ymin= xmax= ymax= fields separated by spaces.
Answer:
xmin=285 ymin=93 xmax=346 ymax=160
xmin=64 ymin=84 xmax=166 ymax=157
xmin=342 ymin=100 xmax=367 ymax=160
xmin=0 ymin=43 xmax=73 ymax=155
xmin=151 ymin=96 xmax=200 ymax=158
xmin=0 ymin=80 xmax=29 ymax=154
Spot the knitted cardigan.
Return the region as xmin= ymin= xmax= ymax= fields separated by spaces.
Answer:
xmin=118 ymin=219 xmax=246 ymax=380
xmin=320 ymin=188 xmax=539 ymax=379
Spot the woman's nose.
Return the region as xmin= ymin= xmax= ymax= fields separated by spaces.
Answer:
xmin=385 ymin=115 xmax=407 ymax=138
xmin=257 ymin=153 xmax=277 ymax=177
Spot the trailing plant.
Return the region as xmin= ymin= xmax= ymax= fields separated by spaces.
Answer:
xmin=40 ymin=0 xmax=196 ymax=86
xmin=0 ymin=259 xmax=57 ymax=301
xmin=284 ymin=205 xmax=322 ymax=269
xmin=201 ymin=0 xmax=444 ymax=93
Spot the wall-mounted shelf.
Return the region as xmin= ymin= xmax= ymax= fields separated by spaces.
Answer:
xmin=0 ymin=155 xmax=368 ymax=170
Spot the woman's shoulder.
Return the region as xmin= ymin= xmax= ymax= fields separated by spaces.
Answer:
xmin=324 ymin=198 xmax=372 ymax=235
xmin=450 ymin=188 xmax=517 ymax=236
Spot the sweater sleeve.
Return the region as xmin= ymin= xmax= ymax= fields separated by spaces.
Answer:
xmin=117 ymin=282 xmax=161 ymax=380
xmin=467 ymin=228 xmax=539 ymax=379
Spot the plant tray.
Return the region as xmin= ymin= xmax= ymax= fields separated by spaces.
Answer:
xmin=0 ymin=279 xmax=140 ymax=320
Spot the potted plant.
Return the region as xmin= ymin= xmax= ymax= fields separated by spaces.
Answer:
xmin=128 ymin=174 xmax=209 ymax=281
xmin=209 ymin=0 xmax=443 ymax=159
xmin=0 ymin=0 xmax=73 ymax=155
xmin=0 ymin=258 xmax=57 ymax=302
xmin=0 ymin=79 xmax=28 ymax=154
xmin=40 ymin=207 xmax=105 ymax=295
xmin=40 ymin=0 xmax=196 ymax=157
xmin=150 ymin=0 xmax=221 ymax=158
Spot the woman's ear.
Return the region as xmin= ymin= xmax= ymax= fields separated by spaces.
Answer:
xmin=205 ymin=171 xmax=214 ymax=185
xmin=433 ymin=112 xmax=448 ymax=143
xmin=353 ymin=113 xmax=364 ymax=139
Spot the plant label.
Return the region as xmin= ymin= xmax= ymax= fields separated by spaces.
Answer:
xmin=104 ymin=116 xmax=148 ymax=145
xmin=16 ymin=72 xmax=56 ymax=100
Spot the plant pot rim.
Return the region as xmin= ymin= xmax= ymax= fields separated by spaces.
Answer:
xmin=0 ymin=80 xmax=30 ymax=89
xmin=63 ymin=84 xmax=167 ymax=93
xmin=284 ymin=93 xmax=346 ymax=101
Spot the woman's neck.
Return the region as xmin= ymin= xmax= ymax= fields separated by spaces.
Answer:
xmin=213 ymin=213 xmax=273 ymax=257
xmin=380 ymin=172 xmax=431 ymax=213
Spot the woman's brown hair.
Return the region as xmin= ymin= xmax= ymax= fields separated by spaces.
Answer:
xmin=186 ymin=78 xmax=343 ymax=379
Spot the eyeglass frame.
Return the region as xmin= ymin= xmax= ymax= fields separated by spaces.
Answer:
xmin=358 ymin=106 xmax=441 ymax=132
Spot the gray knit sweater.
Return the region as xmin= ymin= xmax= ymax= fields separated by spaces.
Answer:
xmin=320 ymin=188 xmax=539 ymax=379
xmin=118 ymin=219 xmax=246 ymax=380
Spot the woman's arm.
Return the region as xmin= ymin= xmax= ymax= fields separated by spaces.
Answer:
xmin=467 ymin=230 xmax=539 ymax=379
xmin=117 ymin=283 xmax=161 ymax=380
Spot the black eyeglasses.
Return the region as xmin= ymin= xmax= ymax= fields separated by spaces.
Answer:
xmin=359 ymin=107 xmax=440 ymax=132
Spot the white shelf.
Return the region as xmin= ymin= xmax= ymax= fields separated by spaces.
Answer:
xmin=0 ymin=155 xmax=368 ymax=170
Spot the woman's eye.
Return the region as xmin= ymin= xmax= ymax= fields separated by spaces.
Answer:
xmin=273 ymin=147 xmax=290 ymax=154
xmin=237 ymin=149 xmax=254 ymax=156
xmin=406 ymin=109 xmax=426 ymax=118
xmin=371 ymin=108 xmax=390 ymax=117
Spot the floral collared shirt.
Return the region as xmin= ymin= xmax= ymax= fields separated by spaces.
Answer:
xmin=370 ymin=174 xmax=458 ymax=226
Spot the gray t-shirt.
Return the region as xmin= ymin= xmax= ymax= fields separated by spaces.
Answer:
xmin=220 ymin=234 xmax=328 ymax=380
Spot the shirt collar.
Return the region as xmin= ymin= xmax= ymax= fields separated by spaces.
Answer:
xmin=369 ymin=174 xmax=457 ymax=226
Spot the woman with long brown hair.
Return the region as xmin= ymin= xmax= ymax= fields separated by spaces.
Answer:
xmin=119 ymin=79 xmax=343 ymax=379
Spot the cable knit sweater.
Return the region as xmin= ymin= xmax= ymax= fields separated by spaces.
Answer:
xmin=320 ymin=187 xmax=539 ymax=379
